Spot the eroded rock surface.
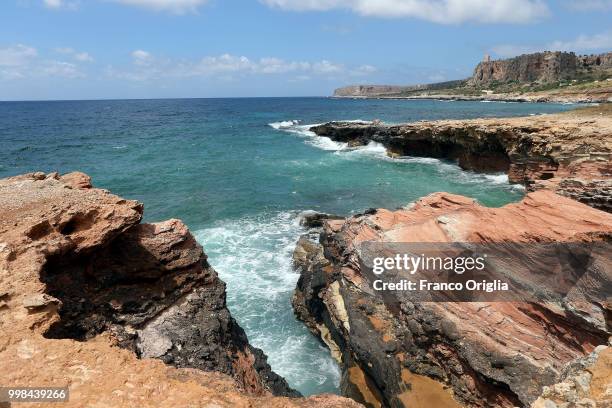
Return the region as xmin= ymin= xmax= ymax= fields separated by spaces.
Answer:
xmin=311 ymin=108 xmax=612 ymax=212
xmin=532 ymin=344 xmax=612 ymax=408
xmin=0 ymin=172 xmax=360 ymax=408
xmin=292 ymin=190 xmax=612 ymax=408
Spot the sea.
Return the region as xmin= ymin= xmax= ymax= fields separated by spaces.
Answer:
xmin=0 ymin=97 xmax=573 ymax=395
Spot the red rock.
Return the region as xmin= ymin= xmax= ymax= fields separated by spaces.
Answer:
xmin=293 ymin=190 xmax=611 ymax=407
xmin=0 ymin=172 xmax=360 ymax=408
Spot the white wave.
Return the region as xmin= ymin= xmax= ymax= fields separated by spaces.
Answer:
xmin=335 ymin=141 xmax=387 ymax=159
xmin=482 ymin=173 xmax=509 ymax=184
xmin=194 ymin=211 xmax=340 ymax=394
xmin=270 ymin=120 xmax=348 ymax=151
xmin=308 ymin=136 xmax=348 ymax=151
xmin=399 ymin=156 xmax=443 ymax=164
xmin=341 ymin=119 xmax=373 ymax=124
xmin=269 ymin=120 xmax=300 ymax=130
xmin=269 ymin=119 xmax=523 ymax=193
xmin=356 ymin=140 xmax=386 ymax=153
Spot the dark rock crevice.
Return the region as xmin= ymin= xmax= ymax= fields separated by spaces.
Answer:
xmin=42 ymin=219 xmax=299 ymax=397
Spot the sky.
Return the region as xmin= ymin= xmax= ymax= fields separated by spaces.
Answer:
xmin=1 ymin=0 xmax=611 ymax=100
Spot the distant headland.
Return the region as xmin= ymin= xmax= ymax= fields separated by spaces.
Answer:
xmin=334 ymin=51 xmax=612 ymax=103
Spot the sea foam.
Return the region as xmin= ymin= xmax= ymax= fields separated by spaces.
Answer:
xmin=194 ymin=211 xmax=340 ymax=394
xmin=269 ymin=119 xmax=523 ymax=192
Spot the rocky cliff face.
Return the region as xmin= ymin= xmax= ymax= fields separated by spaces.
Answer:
xmin=310 ymin=108 xmax=612 ymax=213
xmin=470 ymin=51 xmax=612 ymax=86
xmin=333 ymin=51 xmax=611 ymax=102
xmin=0 ymin=172 xmax=360 ymax=408
xmin=292 ymin=191 xmax=612 ymax=408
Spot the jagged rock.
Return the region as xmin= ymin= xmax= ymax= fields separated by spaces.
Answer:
xmin=22 ymin=293 xmax=61 ymax=310
xmin=0 ymin=172 xmax=360 ymax=408
xmin=299 ymin=211 xmax=344 ymax=229
xmin=311 ymin=108 xmax=612 ymax=212
xmin=292 ymin=190 xmax=612 ymax=408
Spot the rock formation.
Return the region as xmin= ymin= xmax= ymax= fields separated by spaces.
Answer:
xmin=333 ymin=51 xmax=611 ymax=102
xmin=532 ymin=344 xmax=611 ymax=408
xmin=333 ymin=81 xmax=467 ymax=98
xmin=0 ymin=172 xmax=360 ymax=408
xmin=292 ymin=190 xmax=612 ymax=408
xmin=470 ymin=51 xmax=612 ymax=86
xmin=310 ymin=107 xmax=612 ymax=212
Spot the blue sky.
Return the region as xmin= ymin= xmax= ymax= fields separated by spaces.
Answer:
xmin=1 ymin=0 xmax=611 ymax=100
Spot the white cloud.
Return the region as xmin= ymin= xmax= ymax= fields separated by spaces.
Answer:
xmin=0 ymin=44 xmax=86 ymax=80
xmin=43 ymin=0 xmax=63 ymax=8
xmin=549 ymin=32 xmax=612 ymax=51
xmin=195 ymin=54 xmax=254 ymax=74
xmin=109 ymin=51 xmax=368 ymax=81
xmin=74 ymin=52 xmax=94 ymax=62
xmin=0 ymin=45 xmax=38 ymax=67
xmin=260 ymin=0 xmax=549 ymax=24
xmin=42 ymin=0 xmax=79 ymax=10
xmin=111 ymin=0 xmax=209 ymax=13
xmin=492 ymin=31 xmax=612 ymax=58
xmin=42 ymin=61 xmax=83 ymax=78
xmin=257 ymin=57 xmax=311 ymax=73
xmin=350 ymin=64 xmax=377 ymax=76
xmin=131 ymin=49 xmax=153 ymax=65
xmin=312 ymin=60 xmax=344 ymax=73
xmin=55 ymin=47 xmax=94 ymax=62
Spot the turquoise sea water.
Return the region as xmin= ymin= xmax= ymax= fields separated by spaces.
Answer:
xmin=0 ymin=97 xmax=573 ymax=395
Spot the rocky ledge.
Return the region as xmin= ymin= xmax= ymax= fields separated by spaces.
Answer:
xmin=293 ymin=191 xmax=612 ymax=407
xmin=0 ymin=172 xmax=360 ymax=408
xmin=311 ymin=106 xmax=612 ymax=212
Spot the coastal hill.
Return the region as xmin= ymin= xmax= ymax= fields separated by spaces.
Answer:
xmin=334 ymin=51 xmax=612 ymax=102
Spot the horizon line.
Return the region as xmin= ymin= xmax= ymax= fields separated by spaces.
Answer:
xmin=0 ymin=95 xmax=333 ymax=103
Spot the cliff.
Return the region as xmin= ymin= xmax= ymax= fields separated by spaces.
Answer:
xmin=0 ymin=172 xmax=360 ymax=408
xmin=333 ymin=51 xmax=612 ymax=102
xmin=310 ymin=106 xmax=612 ymax=212
xmin=292 ymin=191 xmax=612 ymax=407
xmin=470 ymin=51 xmax=612 ymax=86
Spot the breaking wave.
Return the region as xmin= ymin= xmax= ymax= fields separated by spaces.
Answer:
xmin=194 ymin=211 xmax=341 ymax=395
xmin=269 ymin=119 xmax=525 ymax=192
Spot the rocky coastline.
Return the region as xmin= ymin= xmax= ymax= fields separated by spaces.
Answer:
xmin=0 ymin=172 xmax=359 ymax=408
xmin=292 ymin=192 xmax=611 ymax=407
xmin=1 ymin=106 xmax=610 ymax=408
xmin=292 ymin=106 xmax=612 ymax=407
xmin=310 ymin=106 xmax=612 ymax=213
xmin=332 ymin=89 xmax=612 ymax=104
